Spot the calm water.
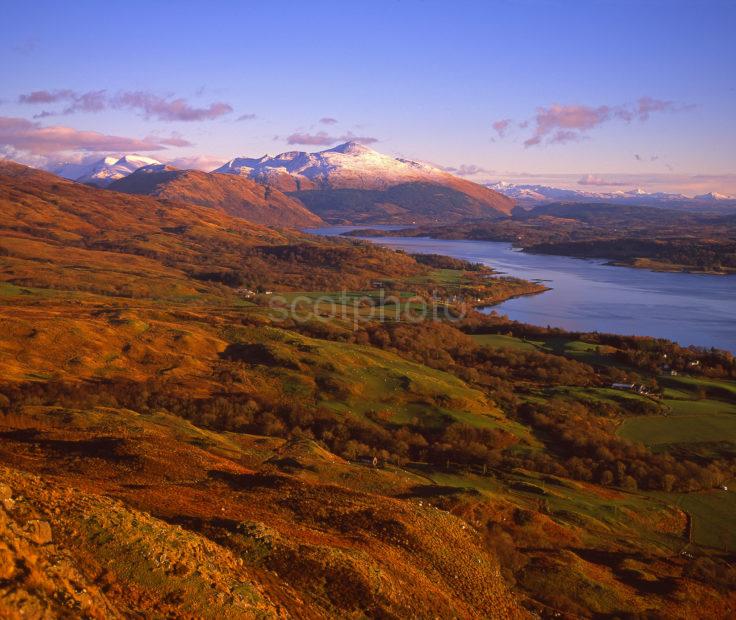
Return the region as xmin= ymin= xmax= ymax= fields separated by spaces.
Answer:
xmin=307 ymin=226 xmax=736 ymax=352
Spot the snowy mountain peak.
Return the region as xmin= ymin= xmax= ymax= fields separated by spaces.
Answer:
xmin=488 ymin=182 xmax=736 ymax=210
xmin=694 ymin=191 xmax=734 ymax=201
xmin=213 ymin=143 xmax=450 ymax=192
xmin=326 ymin=141 xmax=375 ymax=155
xmin=116 ymin=154 xmax=162 ymax=167
xmin=52 ymin=154 xmax=163 ymax=187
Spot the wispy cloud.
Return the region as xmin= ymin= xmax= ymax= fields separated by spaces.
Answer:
xmin=166 ymin=154 xmax=226 ymax=171
xmin=442 ymin=163 xmax=492 ymax=177
xmin=19 ymin=90 xmax=72 ymax=104
xmin=286 ymin=131 xmax=378 ymax=146
xmin=577 ymin=174 xmax=627 ymax=187
xmin=0 ymin=116 xmax=177 ymax=155
xmin=493 ymin=97 xmax=694 ymax=148
xmin=286 ymin=131 xmax=337 ymax=146
xmin=236 ymin=113 xmax=256 ymax=121
xmin=113 ymin=91 xmax=232 ymax=121
xmin=492 ymin=118 xmax=512 ymax=138
xmin=17 ymin=89 xmax=234 ymax=122
xmin=524 ymin=103 xmax=611 ymax=147
xmin=319 ymin=117 xmax=338 ymax=125
xmin=143 ymin=131 xmax=193 ymax=148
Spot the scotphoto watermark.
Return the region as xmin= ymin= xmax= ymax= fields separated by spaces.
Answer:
xmin=266 ymin=288 xmax=472 ymax=327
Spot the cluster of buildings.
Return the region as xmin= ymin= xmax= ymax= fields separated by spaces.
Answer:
xmin=610 ymin=383 xmax=653 ymax=396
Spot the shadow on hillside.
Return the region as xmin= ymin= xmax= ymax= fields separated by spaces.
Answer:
xmin=396 ymin=484 xmax=469 ymax=499
xmin=0 ymin=429 xmax=136 ymax=462
xmin=572 ymin=548 xmax=680 ymax=596
xmin=207 ymin=469 xmax=287 ymax=490
xmin=219 ymin=343 xmax=298 ymax=368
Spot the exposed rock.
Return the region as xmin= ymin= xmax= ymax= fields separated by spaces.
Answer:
xmin=0 ymin=484 xmax=11 ymax=501
xmin=24 ymin=519 xmax=52 ymax=545
xmin=0 ymin=544 xmax=15 ymax=580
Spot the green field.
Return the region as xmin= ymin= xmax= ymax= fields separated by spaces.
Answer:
xmin=661 ymin=375 xmax=736 ymax=400
xmin=656 ymin=490 xmax=736 ymax=551
xmin=619 ymin=412 xmax=736 ymax=449
xmin=470 ymin=334 xmax=540 ymax=351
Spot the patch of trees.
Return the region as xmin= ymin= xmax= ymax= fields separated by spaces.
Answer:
xmin=514 ymin=399 xmax=734 ymax=492
xmin=410 ymin=253 xmax=483 ymax=271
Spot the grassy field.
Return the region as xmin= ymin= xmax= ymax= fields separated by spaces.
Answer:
xmin=618 ymin=373 xmax=736 ymax=453
xmin=619 ymin=412 xmax=736 ymax=449
xmin=469 ymin=334 xmax=540 ymax=351
xmin=656 ymin=490 xmax=736 ymax=551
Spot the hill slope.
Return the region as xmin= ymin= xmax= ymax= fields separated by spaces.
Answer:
xmin=109 ymin=166 xmax=323 ymax=228
xmin=214 ymin=141 xmax=514 ymax=223
xmin=0 ymin=161 xmax=425 ymax=297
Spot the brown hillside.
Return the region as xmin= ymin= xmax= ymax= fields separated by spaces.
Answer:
xmin=109 ymin=167 xmax=323 ymax=228
xmin=0 ymin=161 xmax=422 ymax=297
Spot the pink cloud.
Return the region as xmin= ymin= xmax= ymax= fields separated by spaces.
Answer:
xmin=525 ymin=103 xmax=610 ymax=147
xmin=0 ymin=116 xmax=173 ymax=155
xmin=549 ymin=129 xmax=584 ymax=144
xmin=20 ymin=89 xmax=107 ymax=114
xmin=113 ymin=91 xmax=232 ymax=121
xmin=286 ymin=131 xmax=378 ymax=146
xmin=166 ymin=154 xmax=227 ymax=171
xmin=144 ymin=131 xmax=193 ymax=148
xmin=17 ymin=89 xmax=234 ymax=122
xmin=634 ymin=96 xmax=689 ymax=121
xmin=523 ymin=97 xmax=692 ymax=147
xmin=340 ymin=132 xmax=378 ymax=145
xmin=492 ymin=118 xmax=512 ymax=138
xmin=286 ymin=131 xmax=336 ymax=146
xmin=319 ymin=117 xmax=338 ymax=125
xmin=442 ymin=163 xmax=491 ymax=177
xmin=19 ymin=90 xmax=74 ymax=104
xmin=578 ymin=174 xmax=628 ymax=187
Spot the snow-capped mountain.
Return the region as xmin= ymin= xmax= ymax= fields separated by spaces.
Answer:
xmin=488 ymin=182 xmax=736 ymax=210
xmin=53 ymin=155 xmax=163 ymax=187
xmin=215 ymin=142 xmax=482 ymax=192
xmin=212 ymin=142 xmax=514 ymax=223
xmin=694 ymin=192 xmax=735 ymax=202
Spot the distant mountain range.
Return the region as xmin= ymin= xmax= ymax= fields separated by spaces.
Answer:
xmin=32 ymin=147 xmax=736 ymax=226
xmin=48 ymin=143 xmax=514 ymax=224
xmin=488 ymin=182 xmax=736 ymax=211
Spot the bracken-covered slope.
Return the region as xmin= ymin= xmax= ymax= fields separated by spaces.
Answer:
xmin=214 ymin=141 xmax=514 ymax=223
xmin=0 ymin=160 xmax=424 ymax=296
xmin=109 ymin=165 xmax=324 ymax=228
xmin=2 ymin=162 xmax=733 ymax=618
xmin=0 ymin=412 xmax=524 ymax=619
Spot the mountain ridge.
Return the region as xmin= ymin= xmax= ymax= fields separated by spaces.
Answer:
xmin=108 ymin=166 xmax=323 ymax=228
xmin=489 ymin=181 xmax=736 ymax=211
xmin=214 ymin=141 xmax=514 ymax=223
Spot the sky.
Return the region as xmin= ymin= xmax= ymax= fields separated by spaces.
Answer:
xmin=1 ymin=0 xmax=735 ymax=195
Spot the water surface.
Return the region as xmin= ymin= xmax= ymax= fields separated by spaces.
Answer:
xmin=307 ymin=226 xmax=736 ymax=352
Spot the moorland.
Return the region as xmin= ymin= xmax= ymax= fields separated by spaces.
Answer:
xmin=0 ymin=161 xmax=735 ymax=618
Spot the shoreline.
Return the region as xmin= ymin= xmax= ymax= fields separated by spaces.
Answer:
xmin=335 ymin=228 xmax=735 ymax=277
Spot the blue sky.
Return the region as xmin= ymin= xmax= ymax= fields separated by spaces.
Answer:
xmin=1 ymin=0 xmax=734 ymax=194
